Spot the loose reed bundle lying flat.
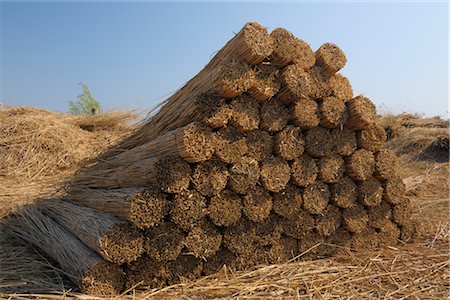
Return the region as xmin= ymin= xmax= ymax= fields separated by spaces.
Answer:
xmin=40 ymin=200 xmax=144 ymax=264
xmin=269 ymin=28 xmax=315 ymax=68
xmin=66 ymin=187 xmax=170 ymax=229
xmin=6 ymin=206 xmax=124 ymax=295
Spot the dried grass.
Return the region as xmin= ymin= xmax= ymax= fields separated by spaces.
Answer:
xmin=0 ymin=109 xmax=448 ymax=299
xmin=0 ymin=107 xmax=138 ymax=218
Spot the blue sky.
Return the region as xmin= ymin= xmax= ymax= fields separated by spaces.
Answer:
xmin=0 ymin=1 xmax=448 ymax=116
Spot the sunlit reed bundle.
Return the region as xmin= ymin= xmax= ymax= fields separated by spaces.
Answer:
xmin=39 ymin=199 xmax=145 ymax=264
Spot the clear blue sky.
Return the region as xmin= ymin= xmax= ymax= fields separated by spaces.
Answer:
xmin=1 ymin=1 xmax=448 ymax=117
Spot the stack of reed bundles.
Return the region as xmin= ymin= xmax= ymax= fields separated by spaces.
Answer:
xmin=7 ymin=22 xmax=417 ymax=294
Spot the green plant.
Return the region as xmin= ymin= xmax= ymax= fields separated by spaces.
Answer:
xmin=69 ymin=83 xmax=101 ymax=115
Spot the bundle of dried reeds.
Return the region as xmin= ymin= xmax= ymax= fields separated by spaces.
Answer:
xmin=5 ymin=206 xmax=125 ymax=296
xmin=39 ymin=199 xmax=144 ymax=264
xmin=5 ymin=21 xmax=417 ymax=295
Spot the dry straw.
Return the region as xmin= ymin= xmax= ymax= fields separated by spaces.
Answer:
xmin=101 ymin=22 xmax=274 ymax=157
xmin=5 ymin=205 xmax=125 ymax=296
xmin=39 ymin=199 xmax=144 ymax=264
xmin=66 ymin=187 xmax=170 ymax=229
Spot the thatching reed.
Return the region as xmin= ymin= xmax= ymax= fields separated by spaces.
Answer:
xmin=291 ymin=98 xmax=320 ymax=128
xmin=260 ymin=99 xmax=289 ymax=132
xmin=269 ymin=27 xmax=315 ymax=68
xmin=208 ymin=189 xmax=242 ymax=227
xmin=345 ymin=149 xmax=375 ymax=181
xmin=291 ymin=154 xmax=318 ymax=187
xmin=39 ymin=200 xmax=144 ymax=264
xmin=145 ymin=222 xmax=185 ymax=262
xmin=5 ymin=206 xmax=125 ymax=296
xmin=214 ymin=126 xmax=248 ymax=164
xmin=319 ymin=96 xmax=348 ymax=128
xmin=0 ymin=21 xmax=430 ymax=298
xmin=357 ymin=122 xmax=387 ymax=152
xmin=100 ymin=22 xmax=274 ymax=157
xmin=346 ymin=96 xmax=377 ymax=129
xmin=192 ymin=159 xmax=229 ymax=196
xmin=274 ymin=125 xmax=305 ymax=160
xmin=329 ymin=73 xmax=353 ymax=101
xmin=66 ymin=187 xmax=169 ymax=229
xmin=315 ymin=43 xmax=347 ymax=75
xmin=259 ymin=156 xmax=291 ymax=192
xmin=248 ymin=63 xmax=281 ymax=101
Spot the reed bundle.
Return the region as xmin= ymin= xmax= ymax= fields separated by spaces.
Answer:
xmin=7 ymin=22 xmax=418 ymax=295
xmin=6 ymin=206 xmax=124 ymax=296
xmin=101 ymin=22 xmax=274 ymax=157
xmin=39 ymin=200 xmax=144 ymax=264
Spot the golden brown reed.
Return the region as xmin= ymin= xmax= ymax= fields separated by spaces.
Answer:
xmin=145 ymin=222 xmax=185 ymax=262
xmin=315 ymin=43 xmax=347 ymax=74
xmin=291 ymin=98 xmax=320 ymax=128
xmin=227 ymin=156 xmax=260 ymax=194
xmin=214 ymin=126 xmax=248 ymax=164
xmin=99 ymin=22 xmax=273 ymax=157
xmin=5 ymin=206 xmax=125 ymax=296
xmin=319 ymin=96 xmax=348 ymax=128
xmin=245 ymin=130 xmax=273 ymax=161
xmin=305 ymin=127 xmax=333 ymax=157
xmin=383 ymin=176 xmax=407 ymax=205
xmin=192 ymin=159 xmax=229 ymax=196
xmin=329 ymin=73 xmax=353 ymax=101
xmin=274 ymin=125 xmax=305 ymax=160
xmin=260 ymin=156 xmax=291 ymax=192
xmin=318 ymin=154 xmax=345 ymax=183
xmin=330 ymin=176 xmax=358 ymax=208
xmin=331 ymin=128 xmax=357 ymax=156
xmin=243 ymin=187 xmax=273 ymax=222
xmin=66 ymin=187 xmax=169 ymax=230
xmin=269 ymin=28 xmax=315 ymax=68
xmin=357 ymin=122 xmax=387 ymax=152
xmin=277 ymin=64 xmax=316 ymax=103
xmin=291 ymin=154 xmax=318 ymax=187
xmin=260 ymin=99 xmax=289 ymax=132
xmin=345 ymin=149 xmax=375 ymax=181
xmin=170 ymin=190 xmax=207 ymax=231
xmin=40 ymin=200 xmax=144 ymax=264
xmin=272 ymin=184 xmax=303 ymax=220
xmin=315 ymin=204 xmax=341 ymax=237
xmin=184 ymin=221 xmax=223 ymax=258
xmin=346 ymin=96 xmax=377 ymax=129
xmin=357 ymin=177 xmax=383 ymax=207
xmin=208 ymin=189 xmax=243 ymax=227
xmin=229 ymin=95 xmax=260 ymax=132
xmin=303 ymin=181 xmax=330 ymax=214
xmin=248 ymin=63 xmax=281 ymax=101
xmin=342 ymin=203 xmax=369 ymax=233
xmin=374 ymin=148 xmax=399 ymax=180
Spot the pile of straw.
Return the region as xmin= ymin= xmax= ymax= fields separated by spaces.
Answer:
xmin=2 ymin=22 xmax=418 ymax=296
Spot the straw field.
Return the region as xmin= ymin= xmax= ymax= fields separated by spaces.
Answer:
xmin=0 ymin=22 xmax=448 ymax=299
